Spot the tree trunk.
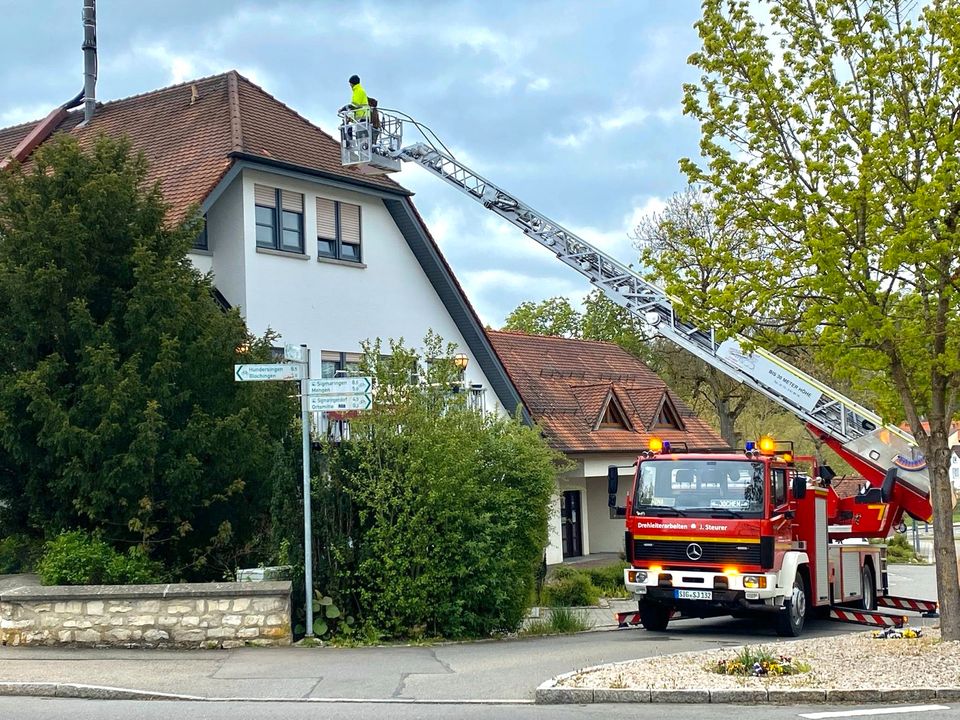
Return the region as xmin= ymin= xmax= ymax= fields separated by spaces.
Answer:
xmin=715 ymin=397 xmax=740 ymax=448
xmin=926 ymin=432 xmax=960 ymax=641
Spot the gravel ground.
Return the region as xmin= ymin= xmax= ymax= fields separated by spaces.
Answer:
xmin=558 ymin=629 xmax=960 ymax=690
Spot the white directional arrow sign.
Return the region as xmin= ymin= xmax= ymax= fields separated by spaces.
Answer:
xmin=308 ymin=394 xmax=373 ymax=412
xmin=234 ymin=363 xmax=305 ymax=382
xmin=308 ymin=377 xmax=373 ymax=396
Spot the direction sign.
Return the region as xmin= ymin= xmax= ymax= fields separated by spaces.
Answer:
xmin=235 ymin=363 xmax=305 ymax=382
xmin=308 ymin=394 xmax=373 ymax=412
xmin=308 ymin=377 xmax=372 ymax=396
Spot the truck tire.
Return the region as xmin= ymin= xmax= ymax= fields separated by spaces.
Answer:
xmin=776 ymin=576 xmax=807 ymax=637
xmin=639 ymin=603 xmax=672 ymax=632
xmin=859 ymin=565 xmax=877 ymax=611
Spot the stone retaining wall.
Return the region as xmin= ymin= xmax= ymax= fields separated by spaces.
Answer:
xmin=0 ymin=581 xmax=292 ymax=648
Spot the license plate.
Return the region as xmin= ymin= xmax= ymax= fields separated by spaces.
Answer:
xmin=675 ymin=589 xmax=712 ymax=600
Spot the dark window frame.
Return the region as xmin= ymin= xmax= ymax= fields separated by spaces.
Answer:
xmin=317 ymin=199 xmax=363 ymax=264
xmin=193 ymin=214 xmax=208 ymax=250
xmin=256 ymin=188 xmax=304 ymax=254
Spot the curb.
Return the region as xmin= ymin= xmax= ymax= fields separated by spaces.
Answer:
xmin=0 ymin=683 xmax=534 ymax=705
xmin=535 ymin=680 xmax=960 ymax=705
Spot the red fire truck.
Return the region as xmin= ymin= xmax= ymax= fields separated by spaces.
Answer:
xmin=337 ymin=106 xmax=939 ymax=637
xmin=612 ymin=437 xmax=934 ymax=636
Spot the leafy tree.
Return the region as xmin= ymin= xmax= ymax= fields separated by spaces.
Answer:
xmin=671 ymin=0 xmax=960 ymax=637
xmin=321 ymin=334 xmax=562 ymax=639
xmin=0 ymin=136 xmax=295 ymax=577
xmin=502 ymin=296 xmax=582 ymax=337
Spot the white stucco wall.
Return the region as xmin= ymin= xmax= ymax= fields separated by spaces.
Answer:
xmin=185 ymin=167 xmax=505 ymax=413
xmin=205 ymin=175 xmax=247 ymax=310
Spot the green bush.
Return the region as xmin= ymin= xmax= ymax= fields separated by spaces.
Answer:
xmin=885 ymin=533 xmax=922 ymax=564
xmin=585 ymin=563 xmax=630 ymax=597
xmin=542 ymin=573 xmax=600 ymax=607
xmin=321 ymin=335 xmax=564 ymax=639
xmin=36 ymin=531 xmax=166 ymax=586
xmin=0 ymin=534 xmax=43 ymax=574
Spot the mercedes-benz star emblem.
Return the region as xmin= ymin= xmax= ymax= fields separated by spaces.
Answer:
xmin=686 ymin=543 xmax=703 ymax=561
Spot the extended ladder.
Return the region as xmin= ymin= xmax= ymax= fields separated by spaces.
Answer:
xmin=337 ymin=109 xmax=932 ymax=516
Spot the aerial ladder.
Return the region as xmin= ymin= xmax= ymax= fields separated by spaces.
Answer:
xmin=337 ymin=107 xmax=934 ymax=540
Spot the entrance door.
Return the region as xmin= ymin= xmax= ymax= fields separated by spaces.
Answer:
xmin=560 ymin=490 xmax=583 ymax=558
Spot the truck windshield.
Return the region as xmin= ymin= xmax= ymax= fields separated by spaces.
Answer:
xmin=633 ymin=459 xmax=765 ymax=517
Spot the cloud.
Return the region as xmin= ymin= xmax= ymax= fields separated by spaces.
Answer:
xmin=549 ymin=105 xmax=679 ymax=148
xmin=0 ymin=103 xmax=54 ymax=127
xmin=526 ymin=77 xmax=551 ymax=92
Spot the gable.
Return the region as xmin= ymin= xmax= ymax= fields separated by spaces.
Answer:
xmin=650 ymin=391 xmax=685 ymax=431
xmin=595 ymin=389 xmax=632 ymax=431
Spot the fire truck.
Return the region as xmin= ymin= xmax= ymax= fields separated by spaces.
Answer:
xmin=337 ymin=107 xmax=938 ymax=636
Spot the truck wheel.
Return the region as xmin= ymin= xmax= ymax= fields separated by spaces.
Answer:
xmin=639 ymin=603 xmax=672 ymax=632
xmin=776 ymin=576 xmax=807 ymax=637
xmin=859 ymin=565 xmax=877 ymax=611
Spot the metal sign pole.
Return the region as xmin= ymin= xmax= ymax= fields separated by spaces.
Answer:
xmin=300 ymin=345 xmax=314 ymax=637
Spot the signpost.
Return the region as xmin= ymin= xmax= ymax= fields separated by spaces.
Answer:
xmin=308 ymin=377 xmax=372 ymax=396
xmin=308 ymin=393 xmax=373 ymax=412
xmin=234 ymin=359 xmax=373 ymax=639
xmin=234 ymin=363 xmax=304 ymax=382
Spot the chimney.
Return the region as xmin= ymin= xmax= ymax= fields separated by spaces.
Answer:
xmin=81 ymin=0 xmax=97 ymax=124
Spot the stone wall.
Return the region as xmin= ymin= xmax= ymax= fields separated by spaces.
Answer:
xmin=0 ymin=581 xmax=292 ymax=648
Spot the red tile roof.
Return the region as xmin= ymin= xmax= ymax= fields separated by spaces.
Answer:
xmin=487 ymin=330 xmax=726 ymax=454
xmin=0 ymin=71 xmax=407 ymax=224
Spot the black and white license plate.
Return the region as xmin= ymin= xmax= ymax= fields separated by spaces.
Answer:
xmin=674 ymin=589 xmax=712 ymax=600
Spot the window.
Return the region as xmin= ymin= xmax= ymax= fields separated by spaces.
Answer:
xmin=653 ymin=394 xmax=683 ymax=429
xmin=321 ymin=351 xmax=362 ymax=378
xmin=317 ymin=197 xmax=362 ymax=262
xmin=255 ymin=185 xmax=303 ymax=253
xmin=771 ymin=467 xmax=788 ymax=508
xmin=193 ymin=214 xmax=208 ymax=250
xmin=598 ymin=394 xmax=630 ymax=429
xmin=633 ymin=460 xmax=765 ymax=516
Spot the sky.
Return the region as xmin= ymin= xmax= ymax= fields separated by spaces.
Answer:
xmin=0 ymin=0 xmax=705 ymax=327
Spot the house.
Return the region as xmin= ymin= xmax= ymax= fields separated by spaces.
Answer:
xmin=0 ymin=72 xmax=524 ymax=423
xmin=487 ymin=330 xmax=726 ymax=564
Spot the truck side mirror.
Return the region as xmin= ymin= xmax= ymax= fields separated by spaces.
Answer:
xmin=607 ymin=465 xmax=619 ymax=495
xmin=792 ymin=474 xmax=807 ymax=500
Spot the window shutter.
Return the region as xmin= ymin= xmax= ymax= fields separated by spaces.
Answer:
xmin=340 ymin=203 xmax=361 ymax=244
xmin=281 ymin=190 xmax=303 ymax=212
xmin=316 ymin=197 xmax=336 ymax=239
xmin=321 ymin=351 xmax=341 ymax=363
xmin=255 ymin=185 xmax=276 ymax=207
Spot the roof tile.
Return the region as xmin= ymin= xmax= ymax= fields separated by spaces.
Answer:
xmin=488 ymin=330 xmax=726 ymax=453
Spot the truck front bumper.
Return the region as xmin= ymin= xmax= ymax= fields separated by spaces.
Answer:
xmin=624 ymin=568 xmax=781 ymax=607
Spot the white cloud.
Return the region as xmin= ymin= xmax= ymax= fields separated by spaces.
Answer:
xmin=0 ymin=103 xmax=53 ymax=126
xmin=548 ymin=105 xmax=678 ymax=148
xmin=527 ymin=77 xmax=551 ymax=92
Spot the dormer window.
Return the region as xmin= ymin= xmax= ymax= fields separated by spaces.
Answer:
xmin=653 ymin=392 xmax=684 ymax=430
xmin=597 ymin=391 xmax=631 ymax=430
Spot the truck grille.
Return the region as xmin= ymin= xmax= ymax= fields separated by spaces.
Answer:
xmin=633 ymin=538 xmax=761 ymax=566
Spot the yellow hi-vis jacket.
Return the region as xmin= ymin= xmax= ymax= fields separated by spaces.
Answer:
xmin=350 ymin=83 xmax=369 ymax=119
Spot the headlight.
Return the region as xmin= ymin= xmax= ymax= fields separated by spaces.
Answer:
xmin=743 ymin=575 xmax=767 ymax=589
xmin=626 ymin=570 xmax=648 ymax=584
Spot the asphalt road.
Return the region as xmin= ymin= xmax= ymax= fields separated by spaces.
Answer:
xmin=2 ymin=698 xmax=955 ymax=720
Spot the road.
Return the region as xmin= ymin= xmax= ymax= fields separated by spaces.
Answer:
xmin=2 ymin=698 xmax=955 ymax=720
xmin=0 ymin=564 xmax=945 ymax=718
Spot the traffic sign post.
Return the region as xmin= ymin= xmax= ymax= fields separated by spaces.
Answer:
xmin=308 ymin=393 xmax=373 ymax=412
xmin=308 ymin=377 xmax=372 ymax=396
xmin=234 ymin=363 xmax=304 ymax=382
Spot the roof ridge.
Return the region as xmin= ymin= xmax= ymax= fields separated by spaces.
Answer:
xmin=226 ymin=71 xmax=243 ymax=152
xmin=489 ymin=328 xmax=626 ymax=349
xmin=97 ymin=71 xmax=233 ymax=110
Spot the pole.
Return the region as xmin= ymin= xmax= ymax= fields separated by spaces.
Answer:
xmin=82 ymin=0 xmax=97 ymax=124
xmin=300 ymin=345 xmax=314 ymax=637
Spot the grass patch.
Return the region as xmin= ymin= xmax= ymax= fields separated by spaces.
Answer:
xmin=711 ymin=646 xmax=811 ymax=677
xmin=523 ymin=606 xmax=592 ymax=636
